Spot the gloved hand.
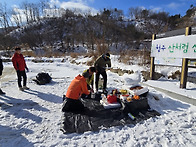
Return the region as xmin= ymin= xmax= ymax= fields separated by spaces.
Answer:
xmin=26 ymin=67 xmax=29 ymax=72
xmin=90 ymin=88 xmax=94 ymax=93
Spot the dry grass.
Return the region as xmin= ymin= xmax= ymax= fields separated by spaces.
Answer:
xmin=110 ymin=68 xmax=134 ymax=76
xmin=22 ymin=50 xmax=36 ymax=57
xmin=119 ymin=49 xmax=150 ymax=65
xmin=96 ymin=39 xmax=109 ymax=56
xmin=168 ymin=70 xmax=181 ymax=80
xmin=85 ymin=39 xmax=110 ymax=66
xmin=86 ymin=51 xmax=99 ymax=66
xmin=52 ymin=52 xmax=65 ymax=57
xmin=141 ymin=71 xmax=164 ymax=81
xmin=70 ymin=52 xmax=80 ymax=58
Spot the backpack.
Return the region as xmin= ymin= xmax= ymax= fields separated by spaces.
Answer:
xmin=34 ymin=72 xmax=52 ymax=85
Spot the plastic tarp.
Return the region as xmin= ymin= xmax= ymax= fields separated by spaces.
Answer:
xmin=60 ymin=97 xmax=160 ymax=134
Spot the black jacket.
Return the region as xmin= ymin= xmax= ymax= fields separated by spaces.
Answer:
xmin=94 ymin=55 xmax=111 ymax=73
xmin=0 ymin=59 xmax=3 ymax=76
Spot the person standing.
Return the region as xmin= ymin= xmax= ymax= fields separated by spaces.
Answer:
xmin=12 ymin=47 xmax=29 ymax=91
xmin=94 ymin=53 xmax=111 ymax=93
xmin=0 ymin=58 xmax=5 ymax=95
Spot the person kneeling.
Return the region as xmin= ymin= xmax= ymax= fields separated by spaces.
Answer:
xmin=62 ymin=72 xmax=90 ymax=112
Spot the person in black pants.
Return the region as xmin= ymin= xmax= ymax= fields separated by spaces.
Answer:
xmin=94 ymin=53 xmax=111 ymax=93
xmin=17 ymin=71 xmax=27 ymax=88
xmin=95 ymin=70 xmax=107 ymax=92
xmin=0 ymin=58 xmax=5 ymax=94
xmin=12 ymin=47 xmax=29 ymax=91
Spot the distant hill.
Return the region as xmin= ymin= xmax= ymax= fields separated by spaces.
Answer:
xmin=0 ymin=6 xmax=195 ymax=55
xmin=0 ymin=28 xmax=4 ymax=34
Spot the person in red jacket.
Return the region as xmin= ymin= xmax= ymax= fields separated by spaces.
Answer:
xmin=62 ymin=72 xmax=90 ymax=112
xmin=12 ymin=47 xmax=29 ymax=91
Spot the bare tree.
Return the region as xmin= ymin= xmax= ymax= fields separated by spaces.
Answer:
xmin=129 ymin=7 xmax=169 ymax=34
xmin=11 ymin=7 xmax=23 ymax=27
xmin=40 ymin=0 xmax=48 ymax=17
xmin=0 ymin=3 xmax=10 ymax=33
xmin=129 ymin=7 xmax=143 ymax=20
xmin=21 ymin=2 xmax=30 ymax=24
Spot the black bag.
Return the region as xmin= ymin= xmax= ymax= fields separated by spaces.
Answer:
xmin=62 ymin=98 xmax=84 ymax=112
xmin=34 ymin=72 xmax=52 ymax=85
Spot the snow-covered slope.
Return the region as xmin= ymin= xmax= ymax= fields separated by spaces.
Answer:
xmin=0 ymin=57 xmax=196 ymax=147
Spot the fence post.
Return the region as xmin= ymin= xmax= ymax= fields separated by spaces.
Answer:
xmin=150 ymin=34 xmax=156 ymax=80
xmin=180 ymin=58 xmax=188 ymax=88
xmin=180 ymin=27 xmax=191 ymax=89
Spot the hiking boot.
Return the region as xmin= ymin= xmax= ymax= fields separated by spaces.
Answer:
xmin=0 ymin=89 xmax=5 ymax=95
xmin=103 ymin=89 xmax=108 ymax=94
xmin=23 ymin=86 xmax=29 ymax=90
xmin=19 ymin=87 xmax=24 ymax=91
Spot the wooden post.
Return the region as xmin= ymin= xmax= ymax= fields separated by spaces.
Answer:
xmin=150 ymin=57 xmax=155 ymax=80
xmin=180 ymin=58 xmax=188 ymax=88
xmin=150 ymin=34 xmax=156 ymax=80
xmin=180 ymin=27 xmax=191 ymax=89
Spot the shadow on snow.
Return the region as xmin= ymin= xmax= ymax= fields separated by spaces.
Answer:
xmin=0 ymin=124 xmax=34 ymax=147
xmin=0 ymin=95 xmax=49 ymax=123
xmin=23 ymin=89 xmax=62 ymax=104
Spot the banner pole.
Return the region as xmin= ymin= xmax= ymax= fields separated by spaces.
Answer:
xmin=180 ymin=27 xmax=191 ymax=89
xmin=150 ymin=34 xmax=156 ymax=80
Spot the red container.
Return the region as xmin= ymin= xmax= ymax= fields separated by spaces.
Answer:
xmin=107 ymin=95 xmax=117 ymax=103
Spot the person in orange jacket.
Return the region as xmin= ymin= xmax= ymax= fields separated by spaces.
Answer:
xmin=62 ymin=72 xmax=90 ymax=112
xmin=12 ymin=47 xmax=29 ymax=91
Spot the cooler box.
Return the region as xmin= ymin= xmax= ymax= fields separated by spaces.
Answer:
xmin=121 ymin=96 xmax=150 ymax=115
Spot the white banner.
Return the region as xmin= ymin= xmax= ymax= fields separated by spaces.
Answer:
xmin=151 ymin=35 xmax=196 ymax=59
xmin=155 ymin=57 xmax=182 ymax=66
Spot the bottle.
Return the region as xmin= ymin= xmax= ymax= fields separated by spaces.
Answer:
xmin=128 ymin=113 xmax=135 ymax=120
xmin=101 ymin=94 xmax=107 ymax=104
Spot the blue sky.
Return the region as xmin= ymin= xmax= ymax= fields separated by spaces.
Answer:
xmin=0 ymin=0 xmax=195 ymax=16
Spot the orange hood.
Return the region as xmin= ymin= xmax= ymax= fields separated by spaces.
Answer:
xmin=66 ymin=74 xmax=90 ymax=100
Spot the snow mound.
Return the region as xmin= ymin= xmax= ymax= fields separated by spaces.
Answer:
xmin=123 ymin=72 xmax=141 ymax=86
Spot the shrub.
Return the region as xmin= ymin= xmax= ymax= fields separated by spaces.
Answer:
xmin=22 ymin=50 xmax=36 ymax=57
xmin=119 ymin=49 xmax=150 ymax=65
xmin=70 ymin=52 xmax=79 ymax=58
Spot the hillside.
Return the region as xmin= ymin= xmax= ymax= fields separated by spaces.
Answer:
xmin=0 ymin=5 xmax=195 ymax=56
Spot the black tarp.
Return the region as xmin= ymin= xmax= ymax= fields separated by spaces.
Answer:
xmin=60 ymin=97 xmax=160 ymax=134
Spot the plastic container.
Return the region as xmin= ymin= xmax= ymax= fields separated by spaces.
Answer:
xmin=120 ymin=94 xmax=129 ymax=102
xmin=91 ymin=93 xmax=95 ymax=99
xmin=107 ymin=95 xmax=117 ymax=103
xmin=101 ymin=94 xmax=107 ymax=104
xmin=120 ymin=89 xmax=128 ymax=95
xmin=126 ymin=97 xmax=132 ymax=102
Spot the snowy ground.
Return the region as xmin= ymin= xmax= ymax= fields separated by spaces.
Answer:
xmin=0 ymin=56 xmax=196 ymax=147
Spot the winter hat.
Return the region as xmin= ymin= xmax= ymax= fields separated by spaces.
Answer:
xmin=105 ymin=53 xmax=110 ymax=58
xmin=15 ymin=47 xmax=21 ymax=51
xmin=105 ymin=53 xmax=110 ymax=57
xmin=89 ymin=67 xmax=96 ymax=72
xmin=104 ymin=53 xmax=110 ymax=60
xmin=82 ymin=71 xmax=89 ymax=78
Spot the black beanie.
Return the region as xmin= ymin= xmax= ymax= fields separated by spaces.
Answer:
xmin=15 ymin=47 xmax=21 ymax=51
xmin=106 ymin=53 xmax=110 ymax=57
xmin=82 ymin=72 xmax=89 ymax=78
